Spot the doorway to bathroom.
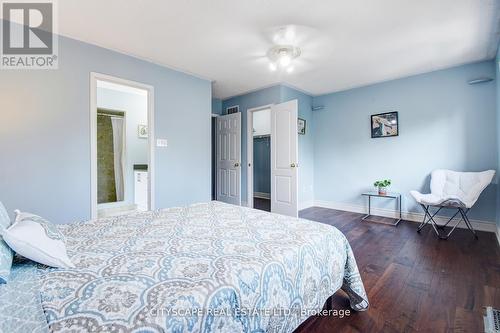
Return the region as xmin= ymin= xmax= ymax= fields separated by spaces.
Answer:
xmin=90 ymin=73 xmax=155 ymax=218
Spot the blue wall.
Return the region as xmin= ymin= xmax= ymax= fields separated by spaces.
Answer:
xmin=313 ymin=60 xmax=498 ymax=221
xmin=0 ymin=35 xmax=211 ymax=223
xmin=212 ymin=98 xmax=222 ymax=115
xmin=221 ymin=85 xmax=314 ymax=207
xmin=253 ymin=136 xmax=271 ymax=194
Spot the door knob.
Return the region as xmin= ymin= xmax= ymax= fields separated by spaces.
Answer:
xmin=290 ymin=163 xmax=296 ymax=168
xmin=234 ymin=162 xmax=240 ymax=167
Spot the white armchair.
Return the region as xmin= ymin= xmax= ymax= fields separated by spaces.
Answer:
xmin=410 ymin=169 xmax=495 ymax=239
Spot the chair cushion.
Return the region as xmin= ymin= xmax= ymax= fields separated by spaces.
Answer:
xmin=0 ymin=202 xmax=13 ymax=283
xmin=410 ymin=191 xmax=466 ymax=208
xmin=410 ymin=170 xmax=496 ymax=208
xmin=1 ymin=211 xmax=74 ymax=268
xmin=429 ymin=170 xmax=495 ymax=208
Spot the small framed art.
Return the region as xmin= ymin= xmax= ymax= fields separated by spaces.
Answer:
xmin=371 ymin=112 xmax=398 ymax=138
xmin=298 ymin=118 xmax=306 ymax=135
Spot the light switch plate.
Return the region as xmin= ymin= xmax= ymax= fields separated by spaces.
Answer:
xmin=156 ymin=139 xmax=168 ymax=147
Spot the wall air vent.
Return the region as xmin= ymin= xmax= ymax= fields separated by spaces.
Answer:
xmin=468 ymin=77 xmax=493 ymax=85
xmin=226 ymin=105 xmax=239 ymax=114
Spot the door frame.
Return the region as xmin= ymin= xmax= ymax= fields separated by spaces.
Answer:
xmin=90 ymin=72 xmax=155 ymax=219
xmin=246 ymin=104 xmax=273 ymax=208
xmin=211 ymin=113 xmax=219 ymax=200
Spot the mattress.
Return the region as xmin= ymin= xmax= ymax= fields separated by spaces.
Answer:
xmin=0 ymin=201 xmax=368 ymax=332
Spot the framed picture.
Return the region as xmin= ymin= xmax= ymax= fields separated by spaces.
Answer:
xmin=371 ymin=112 xmax=398 ymax=138
xmin=138 ymin=124 xmax=148 ymax=138
xmin=298 ymin=118 xmax=306 ymax=135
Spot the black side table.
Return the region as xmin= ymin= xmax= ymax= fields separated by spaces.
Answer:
xmin=361 ymin=191 xmax=402 ymax=226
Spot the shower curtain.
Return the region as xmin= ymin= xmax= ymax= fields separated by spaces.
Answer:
xmin=111 ymin=117 xmax=125 ymax=201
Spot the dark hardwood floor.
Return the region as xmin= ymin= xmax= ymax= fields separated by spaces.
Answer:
xmin=254 ymin=197 xmax=270 ymax=212
xmin=295 ymin=207 xmax=500 ymax=333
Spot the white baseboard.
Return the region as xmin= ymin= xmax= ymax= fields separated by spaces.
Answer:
xmin=299 ymin=200 xmax=315 ymax=211
xmin=254 ymin=192 xmax=270 ymax=199
xmin=497 ymin=225 xmax=500 ymax=247
xmin=248 ymin=195 xmax=314 ymax=211
xmin=312 ymin=200 xmax=497 ymax=234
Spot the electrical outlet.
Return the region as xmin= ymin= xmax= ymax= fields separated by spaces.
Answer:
xmin=156 ymin=139 xmax=168 ymax=147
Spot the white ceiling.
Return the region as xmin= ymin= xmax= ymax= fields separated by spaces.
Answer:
xmin=58 ymin=0 xmax=500 ymax=99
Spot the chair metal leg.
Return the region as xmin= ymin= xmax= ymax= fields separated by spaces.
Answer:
xmin=419 ymin=205 xmax=442 ymax=237
xmin=417 ymin=205 xmax=430 ymax=232
xmin=429 ymin=215 xmax=443 ymax=238
xmin=418 ymin=206 xmax=478 ymax=240
xmin=438 ymin=209 xmax=460 ymax=230
xmin=416 ymin=205 xmax=479 ymax=240
xmin=459 ymin=208 xmax=478 ymax=239
xmin=417 ymin=205 xmax=443 ymax=237
xmin=438 ymin=212 xmax=463 ymax=240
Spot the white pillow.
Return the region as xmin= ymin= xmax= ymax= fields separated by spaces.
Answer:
xmin=1 ymin=211 xmax=74 ymax=268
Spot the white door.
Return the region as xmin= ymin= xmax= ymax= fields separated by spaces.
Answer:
xmin=217 ymin=113 xmax=241 ymax=205
xmin=271 ymin=100 xmax=298 ymax=217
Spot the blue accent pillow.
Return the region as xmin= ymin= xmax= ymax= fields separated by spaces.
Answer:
xmin=0 ymin=202 xmax=13 ymax=283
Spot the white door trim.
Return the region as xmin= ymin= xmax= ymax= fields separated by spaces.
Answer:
xmin=211 ymin=113 xmax=218 ymax=200
xmin=90 ymin=72 xmax=155 ymax=219
xmin=246 ymin=104 xmax=273 ymax=208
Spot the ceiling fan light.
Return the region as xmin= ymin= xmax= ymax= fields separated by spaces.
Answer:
xmin=279 ymin=54 xmax=291 ymax=67
xmin=284 ymin=29 xmax=295 ymax=42
xmin=267 ymin=43 xmax=300 ymax=73
xmin=286 ymin=66 xmax=294 ymax=73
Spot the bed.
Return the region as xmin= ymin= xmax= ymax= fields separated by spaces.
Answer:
xmin=0 ymin=201 xmax=368 ymax=332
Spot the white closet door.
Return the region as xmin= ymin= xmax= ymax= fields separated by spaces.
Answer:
xmin=271 ymin=100 xmax=298 ymax=217
xmin=216 ymin=113 xmax=241 ymax=205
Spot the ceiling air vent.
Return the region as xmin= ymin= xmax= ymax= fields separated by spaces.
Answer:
xmin=226 ymin=105 xmax=239 ymax=114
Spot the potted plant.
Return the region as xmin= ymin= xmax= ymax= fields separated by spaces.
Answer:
xmin=374 ymin=179 xmax=391 ymax=195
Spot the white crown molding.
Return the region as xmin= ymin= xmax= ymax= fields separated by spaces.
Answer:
xmin=219 ymin=58 xmax=497 ymax=101
xmin=220 ymin=83 xmax=282 ymax=101
xmin=220 ymin=81 xmax=315 ymax=102
xmin=61 ymin=35 xmax=215 ymax=83
xmin=280 ymin=82 xmax=315 ymax=97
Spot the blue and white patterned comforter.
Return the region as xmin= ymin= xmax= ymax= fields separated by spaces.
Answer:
xmin=2 ymin=201 xmax=368 ymax=332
